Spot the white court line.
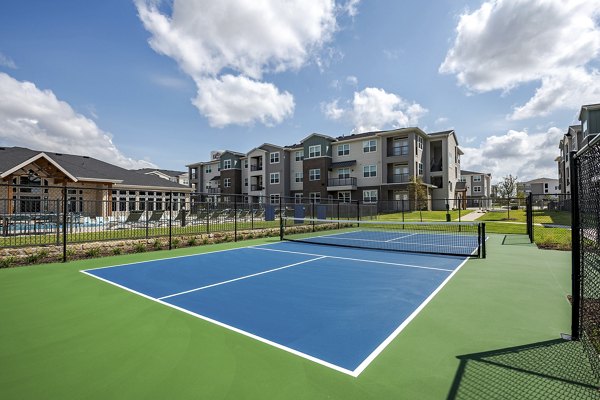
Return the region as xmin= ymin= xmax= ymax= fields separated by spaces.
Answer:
xmin=250 ymin=246 xmax=454 ymax=273
xmin=384 ymin=233 xmax=417 ymax=242
xmin=158 ymin=256 xmax=326 ymax=300
xmin=80 ymin=269 xmax=356 ymax=377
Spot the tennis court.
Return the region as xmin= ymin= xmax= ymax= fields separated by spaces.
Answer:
xmin=83 ymin=232 xmax=475 ymax=376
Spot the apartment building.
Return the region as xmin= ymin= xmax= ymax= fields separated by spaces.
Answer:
xmin=556 ymin=103 xmax=600 ymax=195
xmin=186 ymin=127 xmax=465 ymax=210
xmin=460 ymin=170 xmax=492 ymax=207
xmin=518 ymin=178 xmax=559 ymax=197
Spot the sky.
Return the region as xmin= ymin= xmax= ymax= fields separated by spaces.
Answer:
xmin=1 ymin=0 xmax=600 ymax=183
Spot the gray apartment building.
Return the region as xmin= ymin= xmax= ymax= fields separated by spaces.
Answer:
xmin=556 ymin=103 xmax=600 ymax=195
xmin=459 ymin=170 xmax=492 ymax=208
xmin=187 ymin=127 xmax=465 ymax=210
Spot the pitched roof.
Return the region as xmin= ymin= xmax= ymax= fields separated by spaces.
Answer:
xmin=461 ymin=169 xmax=490 ymax=176
xmin=0 ymin=146 xmax=190 ymax=190
xmin=136 ymin=168 xmax=186 ymax=177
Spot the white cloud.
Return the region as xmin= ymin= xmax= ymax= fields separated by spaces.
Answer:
xmin=323 ymin=87 xmax=427 ymax=132
xmin=440 ymin=0 xmax=600 ymax=119
xmin=346 ymin=75 xmax=358 ymax=86
xmin=0 ymin=52 xmax=17 ymax=69
xmin=192 ymin=75 xmax=294 ymax=128
xmin=342 ymin=0 xmax=361 ymax=18
xmin=460 ymin=127 xmax=563 ymax=182
xmin=135 ymin=0 xmax=344 ymax=127
xmin=0 ymin=73 xmax=156 ymax=169
xmin=435 ymin=117 xmax=449 ymax=125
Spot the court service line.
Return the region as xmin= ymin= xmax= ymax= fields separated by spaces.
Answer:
xmin=384 ymin=233 xmax=418 ymax=242
xmin=250 ymin=246 xmax=454 ymax=272
xmin=157 ymin=256 xmax=327 ymax=300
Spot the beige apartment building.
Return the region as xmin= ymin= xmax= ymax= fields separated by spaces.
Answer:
xmin=187 ymin=127 xmax=466 ymax=210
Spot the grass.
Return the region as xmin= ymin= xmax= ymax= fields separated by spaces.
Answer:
xmin=377 ymin=209 xmax=474 ymax=222
xmin=0 ymin=235 xmax=587 ymax=399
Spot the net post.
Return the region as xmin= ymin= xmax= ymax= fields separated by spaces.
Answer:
xmin=311 ymin=199 xmax=315 ymax=232
xmin=570 ymin=150 xmax=581 ymax=341
xmin=357 ymin=199 xmax=361 ymax=227
xmin=477 ymin=223 xmax=481 ymax=258
xmin=481 ymin=223 xmax=486 ymax=258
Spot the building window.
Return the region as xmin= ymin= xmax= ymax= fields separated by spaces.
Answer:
xmin=309 ymin=169 xmax=321 ymax=181
xmin=294 ymin=193 xmax=303 ymax=203
xmin=417 ymin=136 xmax=423 ymax=150
xmin=244 ymin=159 xmax=248 ymax=168
xmin=244 ymin=178 xmax=248 ymax=187
xmin=473 ymin=186 xmax=482 ymax=193
xmin=473 ymin=175 xmax=481 ymax=182
xmin=295 ymin=172 xmax=303 ymax=182
xmin=338 ymin=168 xmax=350 ymax=179
xmin=295 ymin=150 xmax=304 ymax=161
xmin=308 ymin=145 xmax=322 ymax=158
xmin=337 ymin=144 xmax=349 ymax=156
xmin=338 ymin=192 xmax=351 ymax=202
xmin=223 ymin=159 xmax=232 ymax=169
xmin=270 ymin=172 xmax=280 ymax=184
xmin=224 ymin=178 xmax=231 ymax=188
xmin=363 ymin=190 xmax=378 ymax=203
xmin=270 ymin=194 xmax=280 ymax=204
xmin=205 ymin=165 xmax=212 ymax=174
xmin=270 ymin=152 xmax=280 ymax=164
xmin=431 ymin=176 xmax=443 ymax=188
xmin=363 ymin=165 xmax=377 ymax=178
xmin=309 ymin=192 xmax=321 ymax=203
xmin=418 ymin=162 xmax=423 ymax=176
xmin=363 ymin=139 xmax=377 ymax=153
xmin=393 ymin=138 xmax=408 ymax=156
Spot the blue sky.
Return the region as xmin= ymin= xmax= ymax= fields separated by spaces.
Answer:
xmin=1 ymin=0 xmax=599 ymax=182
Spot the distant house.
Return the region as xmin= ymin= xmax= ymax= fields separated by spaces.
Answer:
xmin=460 ymin=169 xmax=492 ymax=208
xmin=0 ymin=146 xmax=192 ymax=217
xmin=518 ymin=178 xmax=560 ymax=197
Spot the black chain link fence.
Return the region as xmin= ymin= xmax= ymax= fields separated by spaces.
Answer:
xmin=573 ymin=139 xmax=600 ymax=383
xmin=528 ymin=194 xmax=572 ymax=250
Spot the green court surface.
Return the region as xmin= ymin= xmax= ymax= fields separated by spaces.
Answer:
xmin=0 ymin=234 xmax=595 ymax=399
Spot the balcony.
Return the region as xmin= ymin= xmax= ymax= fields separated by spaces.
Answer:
xmin=250 ymin=184 xmax=264 ymax=191
xmin=207 ymin=188 xmax=221 ymax=194
xmin=250 ymin=165 xmax=263 ymax=171
xmin=388 ymin=173 xmax=410 ymax=184
xmin=387 ymin=146 xmax=409 ymax=157
xmin=327 ymin=177 xmax=357 ymax=191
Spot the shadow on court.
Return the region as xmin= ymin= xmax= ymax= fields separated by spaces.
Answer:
xmin=501 ymin=234 xmax=533 ymax=246
xmin=446 ymin=339 xmax=599 ymax=400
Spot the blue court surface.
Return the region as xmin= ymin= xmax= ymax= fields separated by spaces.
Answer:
xmin=82 ymin=241 xmax=470 ymax=376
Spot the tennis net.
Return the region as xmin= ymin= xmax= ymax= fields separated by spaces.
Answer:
xmin=280 ymin=217 xmax=486 ymax=258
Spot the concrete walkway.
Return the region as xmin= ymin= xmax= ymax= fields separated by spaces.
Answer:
xmin=456 ymin=209 xmax=486 ymax=221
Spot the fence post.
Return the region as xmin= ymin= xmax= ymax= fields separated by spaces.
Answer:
xmin=145 ymin=200 xmax=149 ymax=239
xmin=56 ymin=198 xmax=60 ymax=245
xmin=570 ymin=151 xmax=581 ymax=340
xmin=206 ymin=202 xmax=210 ymax=234
xmin=62 ymin=185 xmax=67 ymax=263
xmin=168 ymin=192 xmax=173 ymax=250
xmin=234 ymin=195 xmax=238 ymax=242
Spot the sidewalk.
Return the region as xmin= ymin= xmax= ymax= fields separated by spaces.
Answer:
xmin=457 ymin=209 xmax=486 ymax=221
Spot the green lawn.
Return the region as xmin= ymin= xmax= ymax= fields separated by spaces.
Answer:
xmin=377 ymin=209 xmax=473 ymax=222
xmin=1 ymin=235 xmax=593 ymax=399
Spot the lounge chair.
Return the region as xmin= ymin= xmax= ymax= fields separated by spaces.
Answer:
xmin=172 ymin=209 xmax=189 ymax=225
xmin=107 ymin=211 xmax=144 ymax=229
xmin=145 ymin=210 xmax=166 ymax=226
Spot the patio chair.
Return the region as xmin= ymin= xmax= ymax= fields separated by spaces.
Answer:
xmin=172 ymin=209 xmax=189 ymax=225
xmin=107 ymin=211 xmax=144 ymax=229
xmin=145 ymin=210 xmax=166 ymax=226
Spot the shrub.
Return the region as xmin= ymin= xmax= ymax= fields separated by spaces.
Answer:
xmin=152 ymin=240 xmax=162 ymax=250
xmin=0 ymin=256 xmax=16 ymax=268
xmin=172 ymin=238 xmax=180 ymax=248
xmin=188 ymin=237 xmax=197 ymax=246
xmin=25 ymin=253 xmax=41 ymax=264
xmin=85 ymin=248 xmax=101 ymax=258
xmin=112 ymin=248 xmax=122 ymax=256
xmin=133 ymin=243 xmax=146 ymax=253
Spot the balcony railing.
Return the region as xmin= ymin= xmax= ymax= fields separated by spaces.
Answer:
xmin=250 ymin=184 xmax=264 ymax=191
xmin=388 ymin=173 xmax=410 ymax=183
xmin=207 ymin=188 xmax=221 ymax=194
xmin=327 ymin=177 xmax=357 ymax=187
xmin=250 ymin=165 xmax=263 ymax=171
xmin=387 ymin=146 xmax=409 ymax=157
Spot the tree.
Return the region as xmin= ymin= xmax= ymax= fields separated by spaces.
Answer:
xmin=497 ymin=174 xmax=518 ymax=198
xmin=497 ymin=174 xmax=518 ymax=219
xmin=408 ymin=176 xmax=428 ymax=222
